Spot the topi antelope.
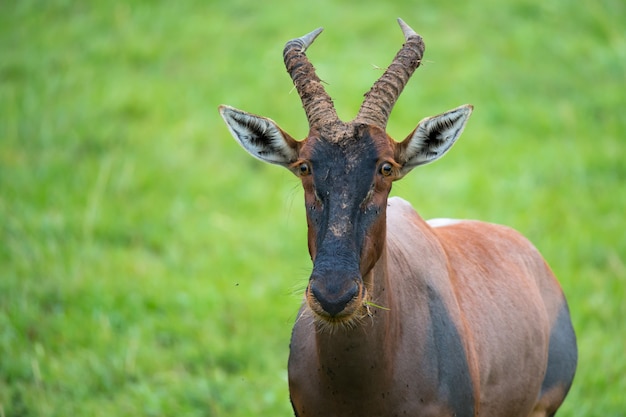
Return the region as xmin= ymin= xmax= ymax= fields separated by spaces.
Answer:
xmin=219 ymin=18 xmax=577 ymax=417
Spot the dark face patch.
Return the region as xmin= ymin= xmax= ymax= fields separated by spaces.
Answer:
xmin=305 ymin=128 xmax=392 ymax=262
xmin=296 ymin=124 xmax=396 ymax=319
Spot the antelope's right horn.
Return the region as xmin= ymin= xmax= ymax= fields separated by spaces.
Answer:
xmin=283 ymin=28 xmax=339 ymax=128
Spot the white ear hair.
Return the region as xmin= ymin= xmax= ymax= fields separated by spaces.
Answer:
xmin=219 ymin=105 xmax=299 ymax=167
xmin=397 ymin=104 xmax=473 ymax=175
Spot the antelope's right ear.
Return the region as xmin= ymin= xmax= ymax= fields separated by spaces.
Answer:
xmin=219 ymin=105 xmax=300 ymax=168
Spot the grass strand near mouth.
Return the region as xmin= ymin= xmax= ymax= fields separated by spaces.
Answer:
xmin=364 ymin=300 xmax=391 ymax=311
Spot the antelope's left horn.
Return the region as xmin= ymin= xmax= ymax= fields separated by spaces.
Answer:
xmin=356 ymin=19 xmax=425 ymax=128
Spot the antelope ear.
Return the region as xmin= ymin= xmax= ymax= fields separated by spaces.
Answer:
xmin=219 ymin=105 xmax=300 ymax=167
xmin=395 ymin=104 xmax=473 ymax=177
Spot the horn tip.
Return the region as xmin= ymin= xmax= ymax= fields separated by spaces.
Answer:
xmin=298 ymin=27 xmax=324 ymax=50
xmin=312 ymin=27 xmax=324 ymax=36
xmin=397 ymin=18 xmax=418 ymax=40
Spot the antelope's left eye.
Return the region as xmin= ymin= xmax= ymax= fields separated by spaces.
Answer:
xmin=380 ymin=162 xmax=393 ymax=177
xmin=298 ymin=162 xmax=311 ymax=176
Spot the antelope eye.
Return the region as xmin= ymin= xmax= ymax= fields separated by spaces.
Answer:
xmin=298 ymin=162 xmax=311 ymax=176
xmin=380 ymin=162 xmax=393 ymax=177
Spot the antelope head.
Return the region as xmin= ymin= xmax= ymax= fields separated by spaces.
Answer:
xmin=220 ymin=19 xmax=472 ymax=326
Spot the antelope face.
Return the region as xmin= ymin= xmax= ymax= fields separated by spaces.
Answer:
xmin=296 ymin=125 xmax=396 ymax=322
xmin=219 ymin=19 xmax=472 ymax=326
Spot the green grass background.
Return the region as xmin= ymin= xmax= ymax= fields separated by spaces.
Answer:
xmin=1 ymin=0 xmax=624 ymax=415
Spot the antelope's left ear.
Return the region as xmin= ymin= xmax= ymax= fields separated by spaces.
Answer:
xmin=219 ymin=105 xmax=300 ymax=168
xmin=395 ymin=104 xmax=473 ymax=177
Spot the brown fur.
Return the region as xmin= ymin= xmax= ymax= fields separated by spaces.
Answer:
xmin=289 ymin=197 xmax=573 ymax=416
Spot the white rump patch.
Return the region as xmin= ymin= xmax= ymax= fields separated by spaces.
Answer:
xmin=427 ymin=218 xmax=464 ymax=228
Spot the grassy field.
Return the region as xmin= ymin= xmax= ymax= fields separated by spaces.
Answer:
xmin=1 ymin=0 xmax=624 ymax=416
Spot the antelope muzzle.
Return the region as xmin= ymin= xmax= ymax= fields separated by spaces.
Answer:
xmin=306 ymin=270 xmax=366 ymax=322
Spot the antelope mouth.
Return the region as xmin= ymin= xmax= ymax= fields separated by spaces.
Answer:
xmin=305 ymin=281 xmax=368 ymax=327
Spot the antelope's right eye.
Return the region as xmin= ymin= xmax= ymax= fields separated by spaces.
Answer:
xmin=298 ymin=162 xmax=311 ymax=176
xmin=380 ymin=162 xmax=394 ymax=177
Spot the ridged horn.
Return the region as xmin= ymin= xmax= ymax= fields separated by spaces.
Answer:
xmin=356 ymin=18 xmax=425 ymax=128
xmin=283 ymin=28 xmax=339 ymax=128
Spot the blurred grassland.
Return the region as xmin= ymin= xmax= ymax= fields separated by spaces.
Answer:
xmin=1 ymin=0 xmax=624 ymax=416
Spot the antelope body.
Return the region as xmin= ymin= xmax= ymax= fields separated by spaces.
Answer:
xmin=220 ymin=19 xmax=576 ymax=417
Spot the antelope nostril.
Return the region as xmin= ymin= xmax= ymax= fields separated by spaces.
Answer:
xmin=310 ymin=280 xmax=360 ymax=317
